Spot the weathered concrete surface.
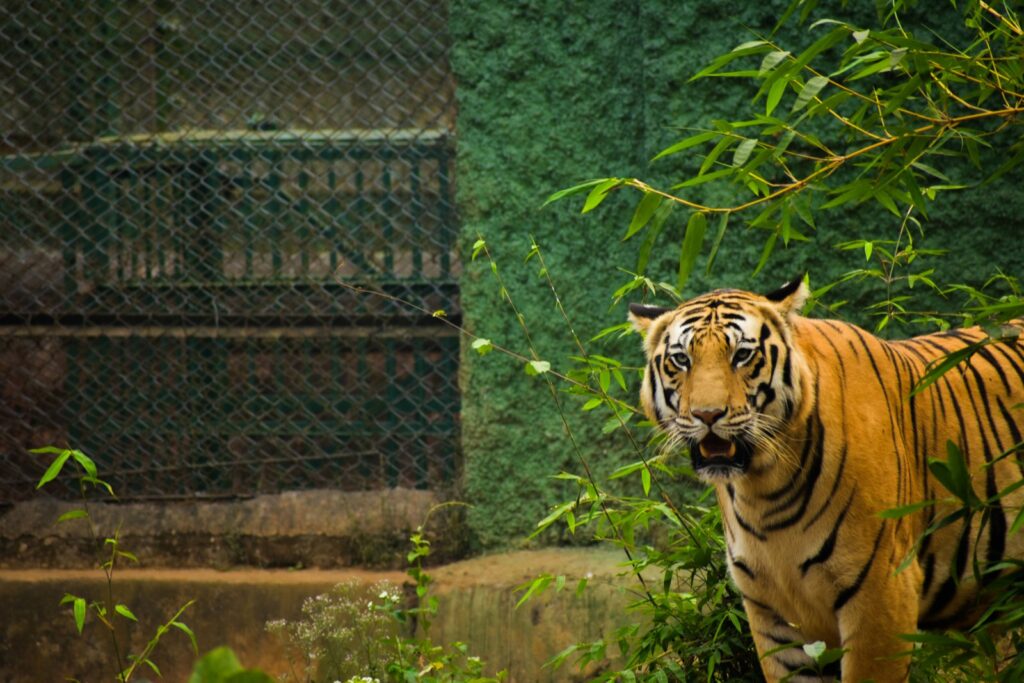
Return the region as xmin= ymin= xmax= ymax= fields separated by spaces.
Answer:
xmin=0 ymin=489 xmax=466 ymax=569
xmin=0 ymin=548 xmax=635 ymax=683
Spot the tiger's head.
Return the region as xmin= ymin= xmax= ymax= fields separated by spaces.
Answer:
xmin=628 ymin=277 xmax=809 ymax=482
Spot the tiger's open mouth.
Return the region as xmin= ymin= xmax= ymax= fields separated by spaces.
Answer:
xmin=698 ymin=432 xmax=735 ymax=459
xmin=692 ymin=433 xmax=752 ymax=476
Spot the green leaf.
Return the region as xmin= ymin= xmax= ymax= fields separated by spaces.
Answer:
xmin=115 ymin=604 xmax=138 ymax=621
xmin=911 ymin=341 xmax=984 ymax=396
xmin=56 ymin=509 xmax=88 ymax=524
xmin=188 ymin=647 xmax=243 ymax=683
xmin=671 ymin=167 xmax=733 ymax=190
xmin=36 ymin=449 xmax=72 ymax=489
xmin=802 ymin=641 xmax=827 ymax=660
xmin=471 ymin=338 xmax=494 ymax=355
xmin=753 ymin=230 xmax=778 ymax=276
xmin=732 ymin=138 xmax=757 ymax=167
xmin=542 ymin=178 xmax=609 ymax=208
xmin=759 ymin=50 xmax=790 ymax=75
xmin=514 ymin=574 xmax=553 ymax=608
xmin=609 ymin=460 xmax=647 ymax=480
xmin=878 ymin=500 xmax=936 ymax=519
xmin=118 ymin=550 xmax=140 ymax=563
xmin=700 ymin=137 xmax=737 ymax=175
xmin=765 ymin=78 xmax=788 ymax=116
xmin=525 ymin=360 xmax=551 ymax=376
xmin=29 ymin=446 xmax=66 ymax=455
xmin=69 ymin=450 xmax=97 ymax=479
xmin=705 ymin=213 xmax=730 ymax=275
xmin=636 ymin=201 xmax=674 ymax=275
xmin=624 ymin=192 xmax=663 ymax=240
xmin=691 ymin=41 xmax=772 ymax=81
xmin=641 ymin=466 xmax=651 ymax=496
xmin=678 ymin=212 xmax=707 ymax=291
xmin=143 ymin=658 xmax=162 ymax=677
xmin=581 ymin=178 xmax=622 ymax=214
xmin=73 ymin=596 xmax=86 ymax=634
xmin=792 ymin=75 xmax=829 ymax=112
xmin=471 ymin=239 xmax=486 ymax=261
xmin=172 ymin=620 xmax=199 ymax=654
xmin=652 ymin=131 xmax=719 ymax=161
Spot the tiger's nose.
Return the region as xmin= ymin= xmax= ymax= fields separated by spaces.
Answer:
xmin=692 ymin=408 xmax=726 ymax=426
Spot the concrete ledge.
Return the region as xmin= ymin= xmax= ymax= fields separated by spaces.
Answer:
xmin=0 ymin=489 xmax=465 ymax=569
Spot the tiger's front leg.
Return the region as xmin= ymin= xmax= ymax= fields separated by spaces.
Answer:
xmin=834 ymin=555 xmax=919 ymax=683
xmin=744 ymin=600 xmax=839 ymax=682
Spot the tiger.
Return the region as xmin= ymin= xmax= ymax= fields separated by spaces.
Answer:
xmin=628 ymin=276 xmax=1024 ymax=682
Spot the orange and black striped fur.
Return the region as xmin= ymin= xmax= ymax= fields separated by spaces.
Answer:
xmin=628 ymin=278 xmax=1024 ymax=682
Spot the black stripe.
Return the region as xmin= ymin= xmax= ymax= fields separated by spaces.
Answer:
xmin=987 ymin=340 xmax=1024 ymax=388
xmin=996 ymin=397 xmax=1024 ymax=476
xmin=758 ymin=631 xmax=797 ymax=648
xmin=764 ymin=418 xmax=826 ymax=532
xmin=648 ymin=358 xmax=663 ymax=422
xmin=974 ymin=345 xmax=1012 ymax=392
xmin=779 ymin=657 xmax=842 ymax=678
xmin=921 ymin=552 xmax=936 ymax=597
xmin=734 ymin=507 xmax=767 ymax=541
xmin=761 ymin=415 xmax=815 ymax=502
xmin=732 ymin=559 xmax=756 ymax=579
xmin=833 ymin=522 xmax=886 ymax=611
xmin=848 ymin=325 xmax=906 ymax=504
xmin=800 ymin=492 xmax=854 ymax=575
xmin=960 ymin=360 xmax=1008 ymax=580
xmin=802 ymin=445 xmax=848 ymax=530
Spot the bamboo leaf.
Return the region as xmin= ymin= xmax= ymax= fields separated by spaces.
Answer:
xmin=581 ymin=178 xmax=623 ymax=214
xmin=792 ymin=76 xmax=829 ymax=112
xmin=758 ymin=50 xmax=791 ymax=75
xmin=56 ymin=509 xmax=88 ymax=524
xmin=624 ymin=192 xmax=663 ymax=240
xmin=678 ymin=212 xmax=708 ymax=291
xmin=652 ymin=131 xmax=719 ymax=161
xmin=73 ymin=597 xmax=86 ymax=634
xmin=705 ymin=213 xmax=730 ymax=275
xmin=753 ymin=230 xmax=778 ymax=276
xmin=36 ymin=449 xmax=72 ymax=489
xmin=115 ymin=604 xmax=138 ymax=621
xmin=732 ymin=138 xmax=757 ymax=167
xmin=765 ymin=78 xmax=788 ymax=116
xmin=542 ymin=179 xmax=610 ymax=208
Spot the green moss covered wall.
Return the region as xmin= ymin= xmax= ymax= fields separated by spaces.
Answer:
xmin=449 ymin=1 xmax=1024 ymax=547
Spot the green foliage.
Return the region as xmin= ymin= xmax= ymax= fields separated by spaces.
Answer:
xmin=268 ymin=522 xmax=506 ymax=683
xmin=266 ymin=580 xmax=402 ymax=682
xmin=32 ymin=446 xmax=197 ymax=682
xmin=530 ymin=468 xmax=760 ymax=681
xmin=547 ymin=0 xmax=1024 ymax=332
xmin=507 ymin=3 xmax=1024 ymax=677
xmin=188 ymin=647 xmax=274 ymax=683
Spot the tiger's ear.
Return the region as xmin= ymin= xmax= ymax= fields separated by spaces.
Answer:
xmin=628 ymin=302 xmax=673 ymax=334
xmin=764 ymin=274 xmax=809 ymax=317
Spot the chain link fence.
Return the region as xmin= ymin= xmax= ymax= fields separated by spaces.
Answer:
xmin=0 ymin=0 xmax=460 ymax=501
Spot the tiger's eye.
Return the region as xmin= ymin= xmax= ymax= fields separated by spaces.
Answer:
xmin=668 ymin=351 xmax=690 ymax=370
xmin=732 ymin=347 xmax=754 ymax=366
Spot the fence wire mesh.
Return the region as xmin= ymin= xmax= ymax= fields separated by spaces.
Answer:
xmin=0 ymin=0 xmax=460 ymax=501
